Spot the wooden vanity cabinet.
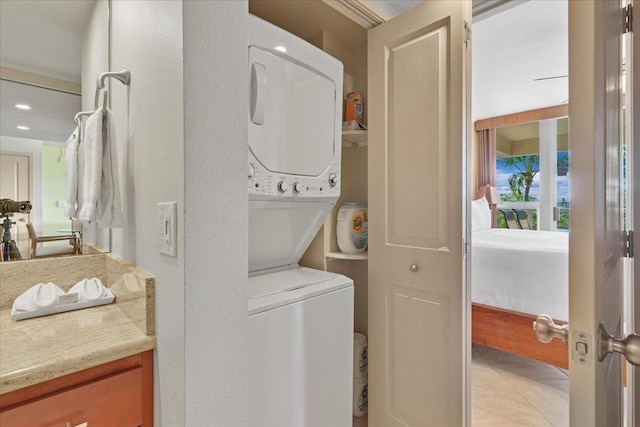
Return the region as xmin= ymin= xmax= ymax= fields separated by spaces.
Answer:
xmin=0 ymin=350 xmax=153 ymax=427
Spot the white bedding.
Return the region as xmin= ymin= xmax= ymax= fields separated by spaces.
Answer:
xmin=472 ymin=228 xmax=568 ymax=321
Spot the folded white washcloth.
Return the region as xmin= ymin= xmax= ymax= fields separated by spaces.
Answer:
xmin=97 ymin=107 xmax=123 ymax=228
xmin=13 ymin=282 xmax=65 ymax=312
xmin=77 ymin=109 xmax=103 ymax=222
xmin=69 ymin=278 xmax=108 ymax=302
xmin=63 ymin=127 xmax=80 ymax=218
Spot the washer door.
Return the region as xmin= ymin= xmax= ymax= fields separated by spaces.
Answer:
xmin=248 ymin=199 xmax=332 ymax=273
xmin=249 ymin=47 xmax=337 ymax=177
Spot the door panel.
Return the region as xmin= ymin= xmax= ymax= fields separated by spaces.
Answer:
xmin=368 ymin=1 xmax=470 ymax=425
xmin=568 ymin=1 xmax=625 ymax=425
xmin=0 ymin=153 xmax=31 ymax=257
xmin=387 ymin=24 xmax=450 ymax=249
xmin=387 ymin=287 xmax=450 ymax=425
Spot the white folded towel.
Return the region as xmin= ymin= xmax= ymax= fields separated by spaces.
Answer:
xmin=63 ymin=127 xmax=80 ymax=218
xmin=77 ymin=107 xmax=123 ymax=227
xmin=77 ymin=109 xmax=102 ymax=222
xmin=97 ymin=107 xmax=123 ymax=228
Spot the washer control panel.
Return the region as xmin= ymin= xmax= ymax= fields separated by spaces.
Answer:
xmin=248 ymin=156 xmax=340 ymax=198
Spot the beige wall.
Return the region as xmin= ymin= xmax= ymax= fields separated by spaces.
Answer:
xmin=109 ymin=1 xmax=185 ymax=424
xmin=183 ymin=1 xmax=249 ymax=424
xmin=41 ymin=146 xmax=67 ymax=234
xmin=80 ymin=0 xmax=109 ymax=250
xmin=80 ymin=2 xmax=250 ymax=425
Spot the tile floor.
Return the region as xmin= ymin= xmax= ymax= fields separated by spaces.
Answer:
xmin=352 ymin=344 xmax=569 ymax=427
xmin=472 ymin=343 xmax=569 ymax=427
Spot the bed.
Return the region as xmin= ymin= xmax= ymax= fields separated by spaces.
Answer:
xmin=471 ymin=197 xmax=569 ymax=368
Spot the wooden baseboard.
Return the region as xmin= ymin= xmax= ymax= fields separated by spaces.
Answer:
xmin=472 ymin=303 xmax=568 ymax=369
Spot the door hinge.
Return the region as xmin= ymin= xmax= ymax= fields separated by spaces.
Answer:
xmin=464 ymin=21 xmax=471 ymax=46
xmin=624 ymin=230 xmax=634 ymax=258
xmin=624 ymin=4 xmax=633 ymax=34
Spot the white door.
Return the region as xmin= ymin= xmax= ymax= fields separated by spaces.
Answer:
xmin=368 ymin=1 xmax=471 ymax=425
xmin=0 ymin=153 xmax=31 ymax=258
xmin=568 ymin=1 xmax=635 ymax=425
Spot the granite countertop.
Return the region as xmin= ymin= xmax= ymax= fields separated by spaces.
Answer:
xmin=0 ymin=253 xmax=155 ymax=395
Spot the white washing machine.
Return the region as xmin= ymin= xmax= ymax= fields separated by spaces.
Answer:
xmin=247 ymin=15 xmax=353 ymax=426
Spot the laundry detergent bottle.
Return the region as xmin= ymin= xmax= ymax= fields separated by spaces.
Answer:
xmin=336 ymin=203 xmax=368 ymax=254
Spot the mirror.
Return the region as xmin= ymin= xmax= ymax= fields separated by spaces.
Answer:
xmin=0 ymin=0 xmax=109 ymax=260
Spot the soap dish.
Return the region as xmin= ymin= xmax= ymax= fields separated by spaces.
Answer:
xmin=11 ymin=280 xmax=115 ymax=321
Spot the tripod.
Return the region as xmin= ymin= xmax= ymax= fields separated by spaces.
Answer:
xmin=1 ymin=214 xmax=23 ymax=261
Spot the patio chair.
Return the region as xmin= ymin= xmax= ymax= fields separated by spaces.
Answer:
xmin=499 ymin=209 xmax=521 ymax=229
xmin=513 ymin=209 xmax=532 ymax=230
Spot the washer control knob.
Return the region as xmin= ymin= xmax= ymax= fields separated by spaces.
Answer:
xmin=277 ymin=181 xmax=288 ymax=193
xmin=293 ymin=182 xmax=303 ymax=193
xmin=329 ymin=173 xmax=338 ymax=187
xmin=248 ymin=163 xmax=255 ymax=179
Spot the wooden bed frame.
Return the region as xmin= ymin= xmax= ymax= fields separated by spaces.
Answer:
xmin=472 ymin=303 xmax=568 ymax=369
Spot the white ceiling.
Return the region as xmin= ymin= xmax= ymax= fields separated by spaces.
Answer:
xmin=0 ymin=0 xmax=95 ymax=82
xmin=0 ymin=0 xmax=95 ymax=143
xmin=0 ymin=80 xmax=81 ymax=142
xmin=472 ymin=0 xmax=568 ymax=120
xmin=497 ymin=117 xmax=568 ymax=142
xmin=378 ymin=0 xmax=568 ymax=121
xmin=1 ymin=0 xmax=567 ymax=143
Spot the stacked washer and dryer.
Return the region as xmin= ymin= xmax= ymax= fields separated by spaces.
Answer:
xmin=247 ymin=15 xmax=354 ymax=426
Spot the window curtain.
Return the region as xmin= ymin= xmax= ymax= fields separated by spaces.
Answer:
xmin=476 ymin=128 xmax=498 ymax=226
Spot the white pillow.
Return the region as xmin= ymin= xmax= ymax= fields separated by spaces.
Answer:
xmin=471 ymin=197 xmax=491 ymax=232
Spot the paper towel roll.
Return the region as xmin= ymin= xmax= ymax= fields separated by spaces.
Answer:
xmin=343 ymin=73 xmax=354 ymax=98
xmin=353 ymin=332 xmax=368 ymax=378
xmin=353 ymin=375 xmax=368 ymax=417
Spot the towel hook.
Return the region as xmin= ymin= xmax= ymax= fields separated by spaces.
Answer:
xmin=97 ymin=69 xmax=130 ymax=89
xmin=74 ymin=111 xmax=94 ymax=123
xmin=73 ymin=110 xmax=95 ymax=141
xmin=93 ymin=69 xmax=131 ymax=109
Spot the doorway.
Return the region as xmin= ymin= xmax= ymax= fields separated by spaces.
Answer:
xmin=0 ymin=152 xmax=31 ymax=258
xmin=470 ymin=0 xmax=570 ymax=425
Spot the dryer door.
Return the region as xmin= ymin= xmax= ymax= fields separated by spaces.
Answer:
xmin=249 ymin=47 xmax=337 ymax=177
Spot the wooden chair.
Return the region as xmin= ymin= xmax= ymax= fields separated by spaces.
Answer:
xmin=26 ymin=223 xmax=80 ymax=259
xmin=499 ymin=209 xmax=521 ymax=229
xmin=513 ymin=209 xmax=532 ymax=230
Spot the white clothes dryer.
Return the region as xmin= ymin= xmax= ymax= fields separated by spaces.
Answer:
xmin=247 ymin=15 xmax=353 ymax=426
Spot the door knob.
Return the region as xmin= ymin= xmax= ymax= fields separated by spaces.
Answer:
xmin=409 ymin=264 xmax=418 ymax=272
xmin=533 ymin=314 xmax=568 ymax=343
xmin=598 ymin=322 xmax=640 ymax=366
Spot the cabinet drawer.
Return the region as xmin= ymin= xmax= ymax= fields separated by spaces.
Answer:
xmin=0 ymin=367 xmax=143 ymax=427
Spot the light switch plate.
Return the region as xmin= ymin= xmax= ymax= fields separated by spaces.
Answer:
xmin=158 ymin=202 xmax=177 ymax=256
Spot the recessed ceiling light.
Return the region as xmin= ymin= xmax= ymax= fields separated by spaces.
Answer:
xmin=15 ymin=104 xmax=32 ymax=110
xmin=16 ymin=126 xmax=30 ymax=130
